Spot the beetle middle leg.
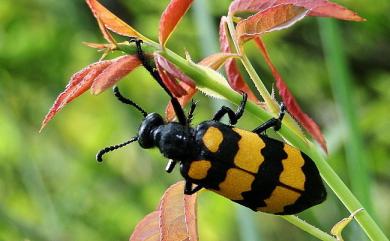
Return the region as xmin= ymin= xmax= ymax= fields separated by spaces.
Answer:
xmin=213 ymin=92 xmax=248 ymax=125
xmin=184 ymin=180 xmax=203 ymax=195
xmin=252 ymin=103 xmax=286 ymax=134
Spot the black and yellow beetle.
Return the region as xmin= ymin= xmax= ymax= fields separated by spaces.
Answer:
xmin=96 ymin=39 xmax=326 ymax=215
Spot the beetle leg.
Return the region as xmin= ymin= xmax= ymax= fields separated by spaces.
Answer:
xmin=213 ymin=92 xmax=248 ymax=125
xmin=186 ymin=100 xmax=198 ymax=125
xmin=184 ymin=181 xmax=203 ymax=195
xmin=253 ymin=103 xmax=286 ymax=134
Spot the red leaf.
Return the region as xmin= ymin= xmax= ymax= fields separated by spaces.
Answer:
xmin=159 ymin=0 xmax=194 ymax=46
xmin=236 ymin=4 xmax=309 ymax=43
xmin=41 ymin=55 xmax=140 ymax=131
xmin=86 ymin=0 xmax=149 ymax=41
xmin=165 ymin=82 xmax=197 ymax=121
xmin=129 ymin=211 xmax=160 ymax=241
xmin=229 ymin=0 xmax=365 ymax=22
xmin=96 ymin=15 xmax=116 ymax=45
xmin=91 ymin=55 xmax=141 ymax=94
xmin=159 ymin=181 xmax=198 ymax=241
xmin=219 ymin=17 xmax=258 ymax=101
xmin=40 ymin=60 xmax=111 ymax=131
xmin=254 ymin=37 xmax=327 ymax=152
xmin=155 ymin=54 xmax=195 ymax=97
xmin=183 ymin=187 xmax=198 ymax=241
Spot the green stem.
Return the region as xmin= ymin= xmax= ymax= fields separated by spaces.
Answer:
xmin=225 ymin=16 xmax=277 ymax=112
xmin=158 ymin=48 xmax=388 ymax=241
xmin=282 ymin=216 xmax=337 ymax=241
xmin=318 ymin=18 xmax=372 ymax=215
xmin=225 ymin=16 xmax=305 ymax=140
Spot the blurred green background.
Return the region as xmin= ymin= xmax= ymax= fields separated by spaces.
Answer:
xmin=0 ymin=0 xmax=389 ymax=240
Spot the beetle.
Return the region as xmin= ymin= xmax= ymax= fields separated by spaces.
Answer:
xmin=96 ymin=39 xmax=326 ymax=215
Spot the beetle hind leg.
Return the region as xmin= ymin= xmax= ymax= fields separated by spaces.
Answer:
xmin=213 ymin=92 xmax=247 ymax=125
xmin=253 ymin=103 xmax=286 ymax=134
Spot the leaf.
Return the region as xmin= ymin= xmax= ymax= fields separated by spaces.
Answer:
xmin=129 ymin=211 xmax=160 ymax=241
xmin=41 ymin=55 xmax=140 ymax=131
xmin=155 ymin=55 xmax=195 ymax=90
xmin=40 ymin=60 xmax=112 ymax=131
xmin=236 ymin=4 xmax=309 ymax=43
xmin=198 ymin=52 xmax=239 ymax=70
xmin=218 ymin=17 xmax=258 ymax=101
xmin=155 ymin=55 xmax=194 ymax=98
xmin=91 ymin=55 xmax=141 ymax=94
xmin=159 ymin=181 xmax=198 ymax=241
xmin=159 ymin=0 xmax=194 ymax=46
xmin=254 ymin=37 xmax=327 ymax=152
xmin=85 ymin=0 xmax=149 ymax=41
xmin=96 ymin=15 xmax=116 ymax=45
xmin=229 ymin=0 xmax=365 ymax=22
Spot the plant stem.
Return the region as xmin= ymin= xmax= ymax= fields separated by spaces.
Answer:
xmin=225 ymin=16 xmax=278 ymax=112
xmin=318 ymin=18 xmax=373 ymax=215
xmin=282 ymin=216 xmax=337 ymax=241
xmin=225 ymin=16 xmax=306 ymax=140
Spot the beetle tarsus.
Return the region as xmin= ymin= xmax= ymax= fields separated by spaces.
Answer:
xmin=252 ymin=103 xmax=286 ymax=134
xmin=213 ymin=92 xmax=248 ymax=125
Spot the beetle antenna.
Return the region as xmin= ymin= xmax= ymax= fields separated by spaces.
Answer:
xmin=113 ymin=86 xmax=148 ymax=117
xmin=96 ymin=136 xmax=138 ymax=162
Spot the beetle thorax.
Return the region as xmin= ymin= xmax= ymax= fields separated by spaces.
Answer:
xmin=153 ymin=123 xmax=195 ymax=160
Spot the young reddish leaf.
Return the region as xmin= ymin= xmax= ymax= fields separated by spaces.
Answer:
xmin=198 ymin=52 xmax=238 ymax=70
xmin=229 ymin=0 xmax=365 ymax=22
xmin=40 ymin=61 xmax=112 ymax=131
xmin=155 ymin=54 xmax=195 ymax=89
xmin=254 ymin=37 xmax=327 ymax=152
xmin=86 ymin=0 xmax=149 ymax=41
xmin=229 ymin=0 xmax=274 ymax=16
xmin=159 ymin=0 xmax=194 ymax=46
xmin=236 ymin=4 xmax=309 ymax=43
xmin=91 ymin=55 xmax=141 ymax=94
xmin=96 ymin=15 xmax=116 ymax=45
xmin=159 ymin=181 xmax=198 ymax=241
xmin=41 ymin=55 xmax=140 ymax=131
xmin=165 ymin=82 xmax=197 ymax=121
xmin=155 ymin=54 xmax=195 ymax=98
xmin=219 ymin=17 xmax=258 ymax=101
xmin=157 ymin=67 xmax=188 ymax=97
xmin=183 ymin=187 xmax=198 ymax=241
xmin=129 ymin=211 xmax=160 ymax=241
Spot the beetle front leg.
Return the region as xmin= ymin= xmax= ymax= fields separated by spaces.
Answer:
xmin=184 ymin=180 xmax=203 ymax=195
xmin=213 ymin=92 xmax=247 ymax=125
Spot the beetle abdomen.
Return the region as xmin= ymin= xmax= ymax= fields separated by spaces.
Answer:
xmin=180 ymin=121 xmax=326 ymax=215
